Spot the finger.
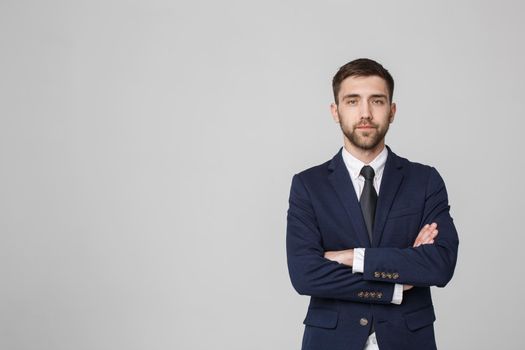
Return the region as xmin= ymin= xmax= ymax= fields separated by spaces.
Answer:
xmin=415 ymin=231 xmax=430 ymax=246
xmin=424 ymin=222 xmax=437 ymax=230
xmin=421 ymin=229 xmax=438 ymax=244
xmin=420 ymin=226 xmax=434 ymax=241
xmin=414 ymin=233 xmax=425 ymax=246
xmin=415 ymin=224 xmax=439 ymax=247
xmin=415 ymin=224 xmax=436 ymax=246
xmin=423 ymin=231 xmax=437 ymax=244
xmin=414 ymin=225 xmax=431 ymax=246
xmin=416 ymin=224 xmax=430 ymax=240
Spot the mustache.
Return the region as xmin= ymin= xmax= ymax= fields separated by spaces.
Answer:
xmin=355 ymin=123 xmax=377 ymax=128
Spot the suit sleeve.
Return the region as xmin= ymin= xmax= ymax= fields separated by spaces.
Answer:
xmin=286 ymin=173 xmax=397 ymax=304
xmin=362 ymin=167 xmax=459 ymax=287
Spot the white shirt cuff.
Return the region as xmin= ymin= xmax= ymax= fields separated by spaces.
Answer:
xmin=352 ymin=248 xmax=365 ymax=273
xmin=391 ymin=284 xmax=404 ymax=305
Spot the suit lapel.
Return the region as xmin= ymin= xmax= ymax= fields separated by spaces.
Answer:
xmin=328 ymin=147 xmax=371 ymax=247
xmin=327 ymin=145 xmax=405 ymax=248
xmin=373 ymin=145 xmax=405 ymax=247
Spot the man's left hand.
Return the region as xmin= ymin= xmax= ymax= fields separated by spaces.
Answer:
xmin=324 ymin=249 xmax=354 ymax=266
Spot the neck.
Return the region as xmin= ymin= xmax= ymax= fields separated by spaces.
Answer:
xmin=343 ymin=139 xmax=385 ymax=164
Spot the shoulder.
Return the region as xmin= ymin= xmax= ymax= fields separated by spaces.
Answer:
xmin=397 ymin=152 xmax=432 ymax=173
xmin=288 ymin=160 xmax=331 ymax=196
xmin=296 ymin=159 xmax=331 ymax=178
xmin=391 ymin=149 xmax=447 ymax=189
xmin=286 ymin=149 xmax=339 ymax=196
xmin=293 ymin=148 xmax=338 ymax=184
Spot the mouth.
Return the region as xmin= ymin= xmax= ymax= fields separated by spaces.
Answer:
xmin=356 ymin=125 xmax=375 ymax=129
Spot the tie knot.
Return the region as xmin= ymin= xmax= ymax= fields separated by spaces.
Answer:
xmin=360 ymin=165 xmax=375 ymax=181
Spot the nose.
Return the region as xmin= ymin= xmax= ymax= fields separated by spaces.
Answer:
xmin=359 ymin=101 xmax=372 ymax=120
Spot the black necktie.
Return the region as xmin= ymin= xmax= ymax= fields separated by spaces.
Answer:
xmin=359 ymin=165 xmax=377 ymax=245
xmin=359 ymin=165 xmax=378 ymax=335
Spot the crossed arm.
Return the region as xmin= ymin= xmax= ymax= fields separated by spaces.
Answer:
xmin=324 ymin=222 xmax=439 ymax=291
xmin=286 ymin=167 xmax=459 ymax=304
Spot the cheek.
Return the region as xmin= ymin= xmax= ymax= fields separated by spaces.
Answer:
xmin=338 ymin=110 xmax=359 ymax=123
xmin=340 ymin=118 xmax=357 ymax=131
xmin=372 ymin=107 xmax=391 ymax=118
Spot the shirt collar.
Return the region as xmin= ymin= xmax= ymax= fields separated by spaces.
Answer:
xmin=342 ymin=145 xmax=388 ymax=181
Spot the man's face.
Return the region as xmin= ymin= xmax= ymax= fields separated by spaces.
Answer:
xmin=330 ymin=75 xmax=396 ymax=151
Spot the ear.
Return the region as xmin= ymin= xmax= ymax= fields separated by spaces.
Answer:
xmin=330 ymin=102 xmax=340 ymax=123
xmin=389 ymin=102 xmax=397 ymax=123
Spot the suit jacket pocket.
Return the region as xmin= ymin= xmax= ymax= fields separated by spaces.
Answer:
xmin=404 ymin=305 xmax=436 ymax=331
xmin=303 ymin=308 xmax=338 ymax=329
xmin=388 ymin=206 xmax=421 ymax=219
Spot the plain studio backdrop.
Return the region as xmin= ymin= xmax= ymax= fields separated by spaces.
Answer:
xmin=1 ymin=0 xmax=524 ymax=349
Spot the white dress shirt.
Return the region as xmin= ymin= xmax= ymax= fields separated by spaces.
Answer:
xmin=341 ymin=145 xmax=404 ymax=305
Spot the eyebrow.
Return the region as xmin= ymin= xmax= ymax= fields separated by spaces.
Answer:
xmin=342 ymin=93 xmax=388 ymax=100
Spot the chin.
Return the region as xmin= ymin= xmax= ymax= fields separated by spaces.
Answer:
xmin=356 ymin=139 xmax=382 ymax=150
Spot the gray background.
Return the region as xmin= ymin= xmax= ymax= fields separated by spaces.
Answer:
xmin=1 ymin=0 xmax=523 ymax=349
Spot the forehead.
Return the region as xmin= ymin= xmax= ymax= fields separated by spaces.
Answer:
xmin=338 ymin=75 xmax=389 ymax=98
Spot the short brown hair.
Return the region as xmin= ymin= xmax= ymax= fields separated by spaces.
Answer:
xmin=332 ymin=58 xmax=394 ymax=104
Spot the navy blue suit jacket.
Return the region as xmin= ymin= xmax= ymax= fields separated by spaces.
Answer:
xmin=286 ymin=145 xmax=459 ymax=350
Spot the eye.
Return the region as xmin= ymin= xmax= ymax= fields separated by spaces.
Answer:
xmin=347 ymin=99 xmax=358 ymax=105
xmin=372 ymin=99 xmax=385 ymax=105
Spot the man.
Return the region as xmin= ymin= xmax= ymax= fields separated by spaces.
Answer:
xmin=286 ymin=58 xmax=459 ymax=350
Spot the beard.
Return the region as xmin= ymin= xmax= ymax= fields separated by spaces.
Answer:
xmin=339 ymin=118 xmax=390 ymax=151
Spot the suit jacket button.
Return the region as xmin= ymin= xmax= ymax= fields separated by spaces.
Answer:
xmin=359 ymin=318 xmax=368 ymax=326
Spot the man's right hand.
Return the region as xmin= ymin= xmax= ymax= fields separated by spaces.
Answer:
xmin=403 ymin=222 xmax=439 ymax=291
